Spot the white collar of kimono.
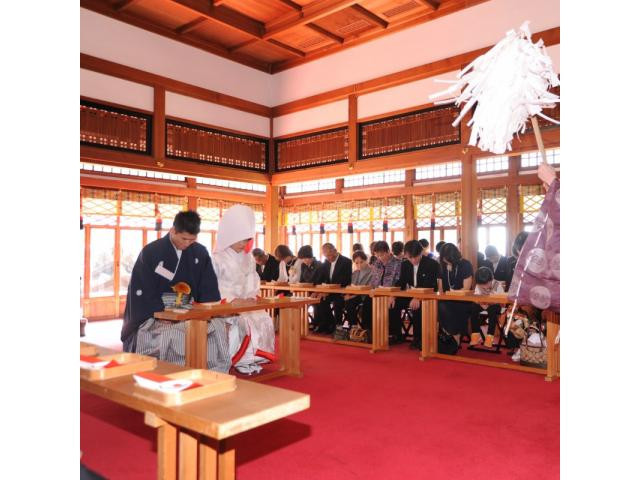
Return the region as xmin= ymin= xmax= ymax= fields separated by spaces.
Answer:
xmin=214 ymin=204 xmax=255 ymax=253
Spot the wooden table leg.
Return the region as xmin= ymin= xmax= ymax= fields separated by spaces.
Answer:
xmin=185 ymin=319 xmax=208 ymax=369
xmin=370 ymin=296 xmax=389 ymax=353
xmin=420 ymin=299 xmax=438 ymax=361
xmin=179 ymin=430 xmax=198 ymax=480
xmin=198 ymin=437 xmax=235 ymax=480
xmin=279 ymin=307 xmax=302 ymax=376
xmin=545 ymin=311 xmax=560 ymax=382
xmin=145 ymin=412 xmax=177 ymax=480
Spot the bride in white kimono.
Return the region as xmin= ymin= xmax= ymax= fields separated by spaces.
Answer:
xmin=212 ymin=205 xmax=276 ymax=374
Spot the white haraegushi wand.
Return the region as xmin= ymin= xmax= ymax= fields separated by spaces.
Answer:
xmin=430 ymin=21 xmax=559 ymax=155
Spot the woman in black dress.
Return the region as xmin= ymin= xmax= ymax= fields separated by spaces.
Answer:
xmin=437 ymin=243 xmax=474 ymax=347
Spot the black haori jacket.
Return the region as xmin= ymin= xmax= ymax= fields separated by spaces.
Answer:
xmin=121 ymin=234 xmax=221 ymax=345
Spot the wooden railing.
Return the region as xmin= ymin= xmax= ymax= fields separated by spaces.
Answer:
xmin=275 ymin=127 xmax=349 ymax=171
xmin=80 ymin=100 xmax=151 ymax=154
xmin=359 ymin=105 xmax=461 ymax=159
xmin=166 ymin=120 xmax=268 ymax=171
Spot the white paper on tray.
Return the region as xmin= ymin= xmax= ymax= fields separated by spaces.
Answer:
xmin=133 ymin=374 xmax=194 ymax=393
xmin=80 ymin=360 xmax=110 ymax=370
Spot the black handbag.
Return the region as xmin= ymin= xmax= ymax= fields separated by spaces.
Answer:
xmin=437 ymin=328 xmax=458 ymax=355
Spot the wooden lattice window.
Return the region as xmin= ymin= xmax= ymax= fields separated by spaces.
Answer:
xmin=520 ymin=185 xmax=545 ymax=224
xmin=198 ymin=198 xmax=264 ymax=232
xmin=80 ymin=100 xmax=151 ymax=154
xmin=166 ymin=120 xmax=268 ymax=172
xmin=359 ymin=105 xmax=460 ymax=159
xmin=434 ymin=192 xmax=461 ymax=228
xmin=120 ymin=191 xmax=156 ymax=228
xmin=479 ymin=188 xmax=507 ymax=225
xmin=276 ymin=127 xmax=348 ymax=171
xmin=81 ymin=188 xmax=119 ymax=226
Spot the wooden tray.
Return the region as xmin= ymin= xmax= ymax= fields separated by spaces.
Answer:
xmin=320 ymin=283 xmax=342 ymax=288
xmin=133 ymin=369 xmax=237 ymax=406
xmin=80 ymin=353 xmax=157 ymax=381
xmin=80 ymin=342 xmax=98 ymax=356
xmin=445 ymin=290 xmax=473 ymax=296
xmin=290 ymin=283 xmax=313 ymax=287
xmin=409 ymin=287 xmax=434 ymax=293
xmin=348 ymin=285 xmax=370 ymax=290
xmin=376 ymin=286 xmax=401 ymax=291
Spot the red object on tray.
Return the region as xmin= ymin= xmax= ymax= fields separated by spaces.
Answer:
xmin=134 ymin=371 xmax=202 ymax=390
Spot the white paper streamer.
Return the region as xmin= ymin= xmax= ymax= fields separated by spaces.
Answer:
xmin=430 ymin=21 xmax=560 ymax=154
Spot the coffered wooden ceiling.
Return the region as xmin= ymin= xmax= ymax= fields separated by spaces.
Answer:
xmin=81 ymin=0 xmax=489 ymax=73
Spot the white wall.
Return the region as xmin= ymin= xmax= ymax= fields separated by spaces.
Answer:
xmin=80 ymin=8 xmax=271 ymax=106
xmin=81 ymin=68 xmax=154 ymax=111
xmin=166 ymin=92 xmax=270 ymax=137
xmin=271 ymin=0 xmax=560 ymax=104
xmin=273 ymin=100 xmax=348 ymax=137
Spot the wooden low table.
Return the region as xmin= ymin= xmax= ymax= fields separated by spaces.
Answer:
xmin=374 ymin=290 xmax=559 ymax=380
xmin=154 ymin=297 xmax=319 ymax=381
xmin=81 ymin=345 xmax=310 ymax=480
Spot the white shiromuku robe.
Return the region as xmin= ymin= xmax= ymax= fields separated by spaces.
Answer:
xmin=212 ymin=204 xmax=276 ymax=375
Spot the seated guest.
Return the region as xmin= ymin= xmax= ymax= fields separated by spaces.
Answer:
xmin=505 ymin=231 xmax=529 ymax=291
xmin=391 ymin=240 xmax=440 ymax=349
xmin=484 ymin=245 xmax=509 ymax=283
xmin=477 ymin=251 xmax=487 ymax=268
xmin=344 ymin=251 xmax=372 ymax=328
xmin=274 ymin=244 xmax=302 ymax=283
xmin=298 ymin=245 xmax=324 ymax=330
xmin=469 ymin=266 xmax=505 ymax=348
xmin=121 ymin=211 xmax=221 ymax=367
xmin=313 ymin=243 xmax=352 ymax=333
xmin=252 ymin=248 xmax=279 ymax=282
xmin=437 ymin=243 xmax=473 ymax=347
xmin=419 ymin=238 xmax=435 ymax=259
xmin=352 ymin=242 xmax=364 ymax=253
xmin=368 ymin=241 xmax=378 ymax=265
xmin=392 ymin=241 xmax=405 ymax=260
xmin=366 ymin=240 xmax=403 ymax=343
xmin=434 ymin=240 xmax=447 ymax=259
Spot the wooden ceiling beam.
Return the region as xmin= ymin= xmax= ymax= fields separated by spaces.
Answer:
xmin=81 ymin=0 xmax=271 ymax=72
xmin=278 ymin=0 xmax=303 ymax=11
xmin=170 ymin=0 xmax=265 ymax=38
xmin=351 ymin=4 xmax=388 ymax=29
xmin=228 ymin=39 xmax=259 ymax=52
xmin=306 ymin=22 xmax=344 ymax=44
xmin=268 ymin=39 xmax=306 ymax=57
xmin=114 ymin=0 xmax=144 ymax=12
xmin=417 ymin=0 xmax=441 ymax=10
xmin=212 ymin=0 xmax=227 ymax=5
xmin=264 ymin=0 xmax=359 ymax=39
xmin=175 ymin=16 xmax=208 ymax=35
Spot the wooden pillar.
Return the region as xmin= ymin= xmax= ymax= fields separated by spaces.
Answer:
xmin=153 ymin=86 xmax=166 ymax=165
xmin=268 ymin=117 xmax=276 ymax=175
xmin=186 ymin=177 xmax=197 ymax=211
xmin=404 ymin=169 xmax=416 ymax=241
xmin=460 ymin=150 xmax=478 ymax=271
xmin=348 ymin=95 xmax=358 ymax=169
xmin=506 ymin=155 xmax=521 ymax=253
xmin=265 ymin=184 xmax=280 ymax=254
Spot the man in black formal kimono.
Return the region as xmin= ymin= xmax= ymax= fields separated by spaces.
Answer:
xmin=121 ymin=210 xmax=221 ymax=367
xmin=312 ymin=243 xmax=352 ymax=333
xmin=391 ymin=240 xmax=440 ymax=349
xmin=252 ymin=248 xmax=280 ymax=282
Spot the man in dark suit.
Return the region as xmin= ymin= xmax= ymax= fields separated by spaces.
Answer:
xmin=252 ymin=248 xmax=280 ymax=282
xmin=391 ymin=240 xmax=440 ymax=349
xmin=312 ymin=243 xmax=352 ymax=333
xmin=484 ymin=245 xmax=509 ymax=283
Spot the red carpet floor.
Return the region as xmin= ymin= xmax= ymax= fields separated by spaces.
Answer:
xmin=81 ymin=340 xmax=559 ymax=479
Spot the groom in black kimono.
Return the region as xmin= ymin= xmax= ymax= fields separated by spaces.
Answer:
xmin=121 ymin=210 xmax=220 ymax=359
